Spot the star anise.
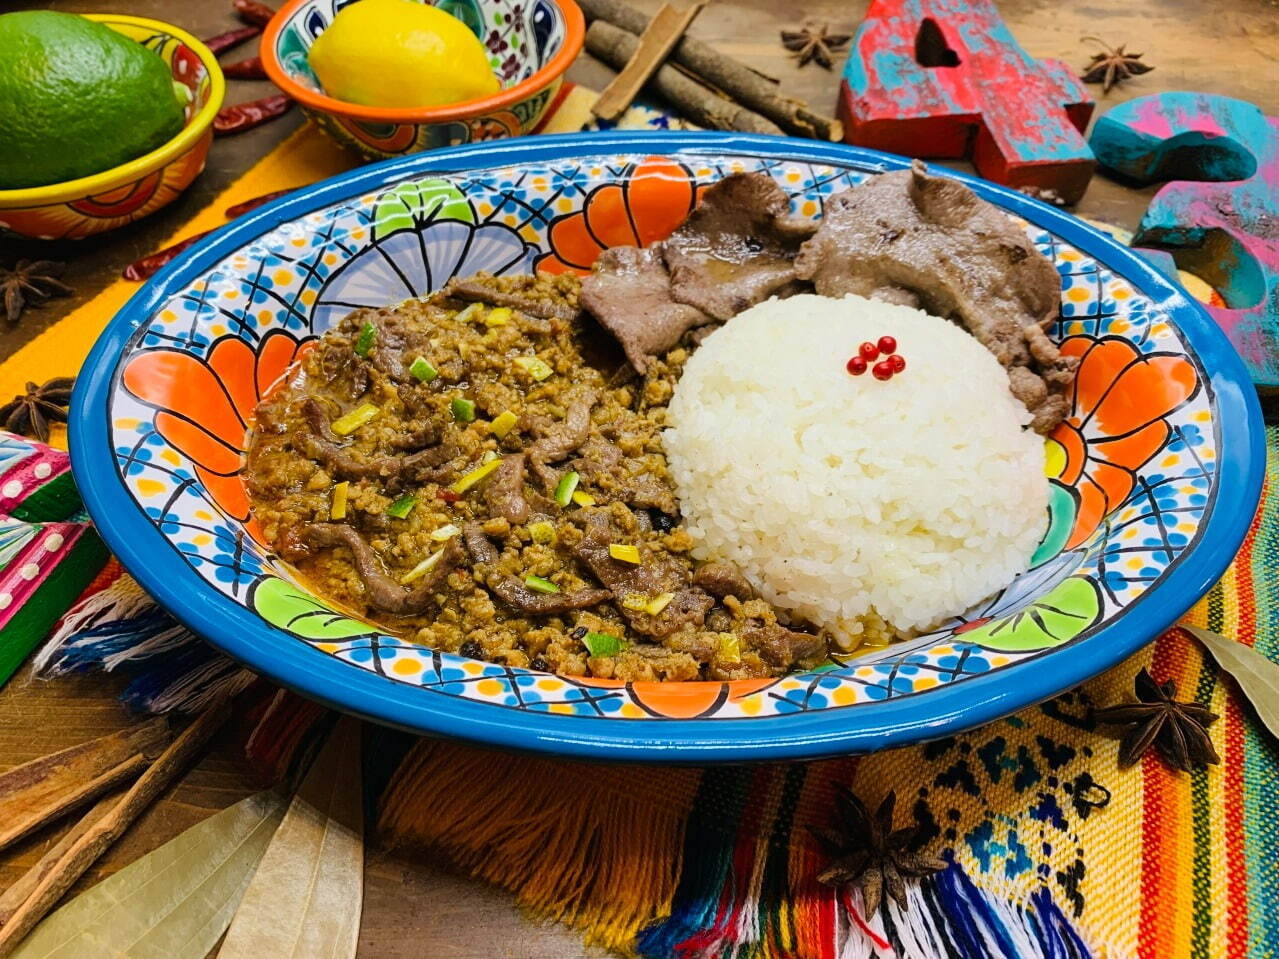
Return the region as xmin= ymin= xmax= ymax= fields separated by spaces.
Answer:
xmin=809 ymin=787 xmax=946 ymax=916
xmin=1093 ymin=667 xmax=1219 ymax=772
xmin=0 ymin=378 xmax=75 ymax=443
xmin=780 ymin=23 xmax=851 ymax=70
xmin=1080 ymin=37 xmax=1153 ymax=94
xmin=0 ymin=260 xmax=73 ymax=324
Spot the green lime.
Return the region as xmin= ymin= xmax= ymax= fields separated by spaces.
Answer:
xmin=0 ymin=11 xmax=186 ymax=190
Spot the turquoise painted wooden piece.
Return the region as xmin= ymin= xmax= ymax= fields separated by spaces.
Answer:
xmin=1090 ymin=92 xmax=1279 ymax=388
xmin=838 ymin=0 xmax=1096 ymax=203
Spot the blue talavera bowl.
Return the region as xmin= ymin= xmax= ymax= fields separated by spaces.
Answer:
xmin=72 ymin=132 xmax=1264 ymax=761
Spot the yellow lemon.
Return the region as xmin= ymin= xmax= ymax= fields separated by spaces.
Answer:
xmin=308 ymin=0 xmax=500 ymax=109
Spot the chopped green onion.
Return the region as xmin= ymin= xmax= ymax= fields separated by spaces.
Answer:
xmin=400 ymin=548 xmax=444 ymax=585
xmin=571 ymin=490 xmax=596 ymax=507
xmin=718 ymin=633 xmax=741 ymax=663
xmin=528 ymin=520 xmax=556 ymax=544
xmin=330 ymin=481 xmax=350 ymax=520
xmin=330 ymin=403 xmax=379 ymax=436
xmin=456 ymin=302 xmax=484 ymax=324
xmin=430 ymin=523 xmax=460 ymax=541
xmin=485 ymin=307 xmax=512 ymax=327
xmin=409 ymin=355 xmax=438 ymax=382
xmin=645 ymin=592 xmax=675 ymax=615
xmin=583 ymin=631 xmax=623 ymax=657
xmin=513 ymin=355 xmax=553 ymax=381
xmin=621 ymin=593 xmax=649 ymax=612
xmin=481 ymin=449 xmax=498 ymax=464
xmin=386 ymin=494 xmax=417 ymax=519
xmin=450 ymin=458 xmax=502 ymax=494
xmin=609 ymin=543 xmax=641 ymax=564
xmin=489 ymin=410 xmax=519 ymax=439
xmin=553 ymin=471 xmax=580 ymax=507
xmin=450 ymin=397 xmax=476 ymax=422
xmin=353 ymin=322 xmax=376 ymax=357
xmin=524 ymin=574 xmax=560 ymax=594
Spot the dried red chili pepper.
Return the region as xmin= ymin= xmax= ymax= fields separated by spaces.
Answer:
xmin=225 ymin=189 xmax=294 ymax=219
xmin=222 ymin=56 xmax=266 ymax=79
xmin=233 ymin=0 xmax=277 ymax=27
xmin=202 ymin=25 xmax=260 ymax=56
xmin=122 ymin=231 xmax=214 ymax=281
xmin=213 ymin=94 xmax=294 ymax=136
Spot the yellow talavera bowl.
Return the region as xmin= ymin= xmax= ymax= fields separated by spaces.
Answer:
xmin=0 ymin=15 xmax=225 ymax=241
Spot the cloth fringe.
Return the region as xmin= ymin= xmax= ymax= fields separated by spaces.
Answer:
xmin=34 ymin=563 xmax=251 ymax=713
xmin=120 ymin=643 xmax=253 ymax=714
xmin=379 ymin=739 xmax=701 ymax=953
xmin=35 ymin=565 xmax=201 ymax=676
xmin=244 ymin=688 xmax=335 ymax=784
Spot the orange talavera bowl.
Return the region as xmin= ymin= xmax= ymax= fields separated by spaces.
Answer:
xmin=0 ymin=15 xmax=224 ymax=241
xmin=261 ymin=0 xmax=584 ymax=160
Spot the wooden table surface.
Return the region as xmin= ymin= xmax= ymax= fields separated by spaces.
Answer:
xmin=1 ymin=1 xmax=1277 ymax=956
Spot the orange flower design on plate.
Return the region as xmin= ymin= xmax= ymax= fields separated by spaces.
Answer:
xmin=536 ymin=156 xmax=702 ymax=275
xmin=122 ymin=331 xmax=311 ymax=522
xmin=575 ymin=676 xmax=779 ymax=718
xmin=1047 ymin=335 xmax=1200 ymax=549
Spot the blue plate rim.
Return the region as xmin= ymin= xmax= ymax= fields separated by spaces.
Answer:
xmin=70 ymin=131 xmax=1266 ymax=762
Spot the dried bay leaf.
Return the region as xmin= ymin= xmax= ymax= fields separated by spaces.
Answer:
xmin=1184 ymin=625 xmax=1279 ymax=740
xmin=218 ymin=717 xmax=364 ymax=959
xmin=9 ymin=791 xmax=286 ymax=959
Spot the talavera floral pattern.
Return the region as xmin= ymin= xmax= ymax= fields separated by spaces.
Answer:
xmin=108 ymin=153 xmax=1218 ymax=720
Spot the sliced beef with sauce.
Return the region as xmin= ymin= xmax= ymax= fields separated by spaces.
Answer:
xmin=484 ymin=453 xmax=529 ymax=524
xmin=794 ymin=160 xmax=1076 ymax=433
xmin=489 ymin=578 xmax=613 ymax=616
xmin=579 ymin=246 xmax=708 ymax=373
xmin=527 ymin=386 xmax=599 ymax=487
xmin=302 ymin=523 xmax=464 ymax=615
xmin=445 ymin=272 xmax=582 ymax=322
xmin=314 ymin=338 xmax=369 ymax=400
xmin=693 ymin=562 xmax=754 ymax=600
xmin=575 ymin=511 xmax=713 ymax=637
xmin=295 ymin=398 xmax=456 ymax=486
xmin=661 ymin=172 xmax=816 ymax=322
xmin=746 ymin=621 xmax=826 ymax=669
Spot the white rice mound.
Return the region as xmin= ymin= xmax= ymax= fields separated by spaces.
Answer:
xmin=663 ymin=293 xmax=1048 ymax=647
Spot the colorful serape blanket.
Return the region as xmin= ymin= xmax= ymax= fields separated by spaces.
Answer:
xmin=6 ymin=99 xmax=1278 ymax=959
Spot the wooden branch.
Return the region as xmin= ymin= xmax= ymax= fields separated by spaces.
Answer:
xmin=0 ymin=700 xmax=231 ymax=957
xmin=586 ymin=21 xmax=784 ymax=135
xmin=592 ymin=2 xmax=705 ymax=122
xmin=0 ymin=792 xmax=121 ymax=927
xmin=578 ymin=0 xmax=843 ymax=140
xmin=0 ymin=717 xmax=171 ymax=852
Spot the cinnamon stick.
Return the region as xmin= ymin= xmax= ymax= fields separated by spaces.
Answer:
xmin=578 ymin=0 xmax=843 ymax=140
xmin=592 ymin=2 xmax=705 ymax=122
xmin=0 ymin=792 xmax=121 ymax=928
xmin=0 ymin=717 xmax=171 ymax=852
xmin=586 ymin=21 xmax=783 ymax=135
xmin=0 ymin=700 xmax=231 ymax=957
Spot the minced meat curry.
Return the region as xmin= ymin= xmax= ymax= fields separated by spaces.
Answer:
xmin=245 ymin=272 xmax=830 ymax=681
xmin=246 ymin=166 xmax=1072 ymax=681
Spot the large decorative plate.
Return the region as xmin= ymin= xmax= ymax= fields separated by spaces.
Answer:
xmin=72 ymin=133 xmax=1264 ymax=761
